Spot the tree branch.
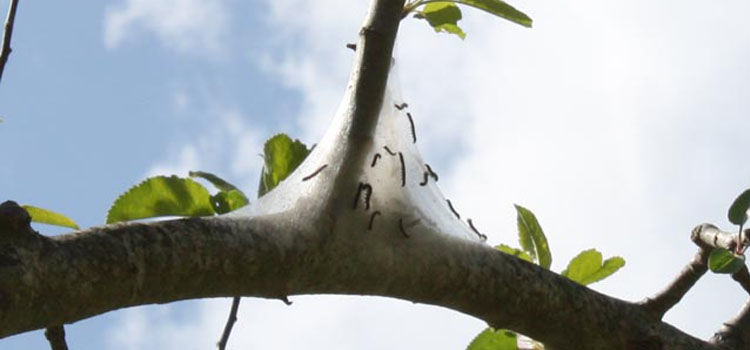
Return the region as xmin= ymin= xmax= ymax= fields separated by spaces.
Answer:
xmin=641 ymin=247 xmax=710 ymax=320
xmin=44 ymin=326 xmax=68 ymax=350
xmin=711 ymin=299 xmax=750 ymax=349
xmin=732 ymin=266 xmax=750 ymax=295
xmin=0 ymin=0 xmax=19 ymax=84
xmin=217 ymin=297 xmax=242 ymax=350
xmin=692 ymin=223 xmax=737 ymax=252
xmin=0 ymin=0 xmax=733 ymax=349
xmin=0 ymin=211 xmax=719 ymax=349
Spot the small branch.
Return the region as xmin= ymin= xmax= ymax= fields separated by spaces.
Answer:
xmin=711 ymin=299 xmax=750 ymax=349
xmin=217 ymin=297 xmax=242 ymax=350
xmin=639 ymin=224 xmax=741 ymax=320
xmin=732 ymin=265 xmax=750 ymax=295
xmin=691 ymin=223 xmax=737 ymax=252
xmin=44 ymin=326 xmax=68 ymax=350
xmin=0 ymin=0 xmax=20 ymax=85
xmin=640 ymin=249 xmax=709 ymax=319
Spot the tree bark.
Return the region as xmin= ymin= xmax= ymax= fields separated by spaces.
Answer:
xmin=0 ymin=0 xmax=735 ymax=349
xmin=0 ymin=208 xmax=717 ymax=349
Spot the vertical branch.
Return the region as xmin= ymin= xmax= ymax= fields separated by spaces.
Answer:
xmin=217 ymin=297 xmax=242 ymax=350
xmin=0 ymin=0 xmax=20 ymax=84
xmin=640 ymin=249 xmax=709 ymax=319
xmin=44 ymin=326 xmax=68 ymax=350
xmin=711 ymin=299 xmax=750 ymax=349
xmin=347 ymin=0 xmax=406 ymax=141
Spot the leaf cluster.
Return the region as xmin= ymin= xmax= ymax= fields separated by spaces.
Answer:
xmin=405 ymin=0 xmax=532 ymax=40
xmin=23 ymin=133 xmax=310 ymax=229
xmin=469 ymin=204 xmax=625 ymax=349
xmin=705 ymin=189 xmax=750 ymax=274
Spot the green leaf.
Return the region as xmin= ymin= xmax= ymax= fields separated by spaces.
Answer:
xmin=189 ymin=170 xmax=250 ymax=214
xmin=561 ymin=249 xmax=625 ymax=285
xmin=415 ymin=2 xmax=466 ymax=39
xmin=514 ymin=204 xmax=552 ymax=269
xmin=21 ymin=205 xmax=79 ymax=230
xmin=211 ymin=189 xmax=250 ymax=215
xmin=258 ymin=134 xmax=310 ymax=197
xmin=496 ymin=244 xmax=532 ymax=263
xmin=189 ymin=170 xmax=241 ymax=192
xmin=107 ymin=176 xmax=215 ymax=224
xmin=453 ymin=0 xmax=532 ymax=28
xmin=466 ymin=328 xmax=518 ymax=350
xmin=708 ymin=248 xmax=746 ymax=274
xmin=728 ymin=189 xmax=750 ymax=226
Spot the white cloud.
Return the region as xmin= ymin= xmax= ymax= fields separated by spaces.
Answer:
xmin=146 ymin=144 xmax=199 ymax=178
xmin=258 ymin=0 xmax=750 ymax=341
xmin=108 ymin=296 xmax=484 ymax=350
xmin=146 ymin=109 xmax=264 ymax=192
xmin=111 ymin=0 xmax=750 ymax=348
xmin=103 ymin=0 xmax=230 ymax=54
xmin=172 ymin=90 xmax=190 ymax=112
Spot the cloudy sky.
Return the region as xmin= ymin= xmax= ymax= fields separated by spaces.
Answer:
xmin=1 ymin=0 xmax=749 ymax=348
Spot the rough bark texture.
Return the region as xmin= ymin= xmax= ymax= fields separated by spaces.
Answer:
xmin=0 ymin=0 xmax=743 ymax=349
xmin=0 ymin=211 xmax=717 ymax=349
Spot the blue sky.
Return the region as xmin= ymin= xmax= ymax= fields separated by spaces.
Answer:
xmin=1 ymin=0 xmax=750 ymax=349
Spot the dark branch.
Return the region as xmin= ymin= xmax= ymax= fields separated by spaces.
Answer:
xmin=711 ymin=299 xmax=750 ymax=349
xmin=732 ymin=266 xmax=750 ymax=295
xmin=0 ymin=213 xmax=718 ymax=349
xmin=0 ymin=0 xmax=19 ymax=85
xmin=640 ymin=248 xmax=709 ymax=320
xmin=44 ymin=326 xmax=68 ymax=350
xmin=217 ymin=297 xmax=242 ymax=350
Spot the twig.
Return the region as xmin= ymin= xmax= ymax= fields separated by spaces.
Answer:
xmin=217 ymin=297 xmax=242 ymax=350
xmin=640 ymin=248 xmax=710 ymax=320
xmin=691 ymin=223 xmax=737 ymax=252
xmin=732 ymin=265 xmax=750 ymax=295
xmin=44 ymin=326 xmax=68 ymax=350
xmin=0 ymin=0 xmax=19 ymax=85
xmin=711 ymin=299 xmax=750 ymax=349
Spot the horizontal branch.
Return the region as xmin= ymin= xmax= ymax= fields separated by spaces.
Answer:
xmin=692 ymin=223 xmax=737 ymax=251
xmin=0 ymin=206 xmax=717 ymax=349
